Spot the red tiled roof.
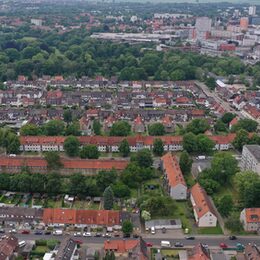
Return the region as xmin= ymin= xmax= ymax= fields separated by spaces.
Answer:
xmin=190 ymin=183 xmax=216 ymax=219
xmin=176 ymin=97 xmax=190 ymax=103
xmin=0 ymin=157 xmax=128 ymax=171
xmin=229 ymin=117 xmax=238 ymax=127
xmin=161 ymin=153 xmax=186 ymax=188
xmin=43 ymin=208 xmax=120 ymax=226
xmin=188 ymin=244 xmax=210 ymax=260
xmin=104 ymin=240 xmax=139 ymax=253
xmin=134 ymin=115 xmax=143 ymax=125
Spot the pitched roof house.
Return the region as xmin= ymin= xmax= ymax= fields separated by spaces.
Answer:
xmin=190 ymin=183 xmax=217 ymax=227
xmin=0 ymin=235 xmax=18 ymax=260
xmin=188 ymin=243 xmax=210 ymax=260
xmin=240 ymin=208 xmax=260 ymax=232
xmin=161 ymin=153 xmax=187 ymax=200
xmin=244 ymin=243 xmax=260 ymax=260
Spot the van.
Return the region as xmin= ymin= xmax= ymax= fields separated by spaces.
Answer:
xmin=53 ymin=230 xmax=63 ymax=236
xmin=161 ymin=241 xmax=171 ymax=247
xmin=19 ymin=241 xmax=26 ymax=248
xmin=151 ymin=226 xmax=155 ymax=234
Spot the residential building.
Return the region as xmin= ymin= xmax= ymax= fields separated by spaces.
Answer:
xmin=161 ymin=153 xmax=187 ymax=200
xmin=0 ymin=156 xmax=128 ymax=175
xmin=55 ymin=237 xmax=78 ymax=260
xmin=241 ymin=145 xmax=260 ymax=175
xmin=43 ymin=208 xmax=125 ymax=228
xmin=244 ymin=243 xmax=260 ymax=260
xmin=104 ymin=238 xmax=148 ymax=260
xmin=229 ymin=117 xmax=238 ymax=130
xmin=133 ymin=115 xmax=145 ymax=133
xmin=249 ymin=6 xmax=256 ymax=16
xmin=0 ymin=235 xmax=18 ymax=260
xmin=188 ymin=243 xmax=210 ymax=260
xmin=190 ymin=183 xmax=217 ymax=227
xmin=240 ymin=17 xmax=249 ymax=31
xmin=240 ymin=208 xmax=260 ymax=232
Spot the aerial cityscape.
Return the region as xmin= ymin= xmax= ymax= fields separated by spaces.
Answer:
xmin=0 ymin=0 xmax=260 ymax=259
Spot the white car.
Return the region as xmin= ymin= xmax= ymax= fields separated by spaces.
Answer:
xmin=9 ymin=229 xmax=17 ymax=234
xmin=74 ymin=232 xmax=81 ymax=237
xmin=83 ymin=232 xmax=92 ymax=237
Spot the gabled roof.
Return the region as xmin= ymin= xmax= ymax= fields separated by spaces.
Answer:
xmin=188 ymin=243 xmax=210 ymax=260
xmin=104 ymin=239 xmax=139 ymax=253
xmin=0 ymin=235 xmax=18 ymax=260
xmin=190 ymin=183 xmax=216 ymax=219
xmin=161 ymin=153 xmax=186 ymax=188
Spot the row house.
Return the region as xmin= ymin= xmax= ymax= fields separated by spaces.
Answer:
xmin=0 ymin=156 xmax=128 ymax=175
xmin=161 ymin=153 xmax=187 ymax=200
xmin=241 ymin=105 xmax=260 ymax=124
xmin=20 ymin=134 xmax=237 ymax=153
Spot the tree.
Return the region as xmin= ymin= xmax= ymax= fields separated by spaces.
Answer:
xmin=96 ymin=170 xmax=117 ymax=192
xmin=110 ymin=121 xmax=131 ymax=136
xmin=65 ymin=122 xmax=81 ymax=136
xmin=104 ymin=251 xmax=115 ymax=260
xmin=196 ymin=134 xmax=215 ymax=155
xmin=63 ymin=109 xmax=73 ymax=123
xmin=244 ymin=181 xmax=260 ymax=208
xmin=122 ymin=220 xmax=133 ymax=235
xmin=179 ymin=151 xmax=193 ymax=175
xmin=20 ymin=123 xmax=40 ymax=136
xmin=232 ymin=129 xmax=250 ymax=151
xmin=44 ymin=120 xmax=65 ymax=136
xmin=217 ymin=195 xmax=233 ymax=217
xmin=186 ymin=119 xmax=210 ymax=135
xmin=183 ymin=132 xmax=197 ymax=153
xmin=214 ymin=120 xmax=227 ymax=132
xmin=225 ymin=212 xmax=243 ymax=232
xmin=112 ymin=182 xmax=131 ymax=198
xmin=80 ymin=145 xmax=100 ymax=159
xmin=232 ymin=119 xmax=258 ymax=133
xmin=221 ymin=113 xmax=236 ymax=124
xmin=148 ymin=123 xmax=165 ymax=136
xmin=44 ymin=151 xmax=63 ymax=170
xmin=93 ymin=119 xmax=101 ymax=135
xmin=64 ymin=136 xmax=80 ymax=157
xmin=5 ymin=132 xmax=20 ymax=154
xmin=103 ymin=186 xmax=114 ymax=210
xmin=69 ymin=173 xmax=87 ymax=197
xmin=211 ymin=152 xmax=238 ymax=185
xmin=132 ymin=149 xmax=153 ymax=168
xmin=46 ymin=173 xmax=62 ymax=195
xmin=141 ymin=210 xmax=151 ymax=221
xmin=119 ymin=139 xmax=130 ymax=157
xmin=205 ymin=77 xmax=216 ymax=90
xmin=153 ymin=138 xmax=164 ymax=156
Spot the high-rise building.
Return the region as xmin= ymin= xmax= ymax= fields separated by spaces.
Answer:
xmin=195 ymin=17 xmax=212 ymax=40
xmin=240 ymin=17 xmax=249 ymax=31
xmin=249 ymin=5 xmax=256 ymax=16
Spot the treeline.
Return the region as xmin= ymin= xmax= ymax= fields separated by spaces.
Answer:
xmin=0 ymin=148 xmax=155 ymax=198
xmin=1 ymin=27 xmax=260 ymax=85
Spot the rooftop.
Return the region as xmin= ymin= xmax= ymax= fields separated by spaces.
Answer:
xmin=244 ymin=145 xmax=260 ymax=162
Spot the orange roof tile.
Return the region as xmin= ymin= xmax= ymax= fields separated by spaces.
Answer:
xmin=190 ymin=183 xmax=215 ymax=219
xmin=161 ymin=153 xmax=186 ymax=188
xmin=104 ymin=240 xmax=139 ymax=253
xmin=43 ymin=208 xmax=120 ymax=226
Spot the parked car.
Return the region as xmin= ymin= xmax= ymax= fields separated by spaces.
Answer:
xmin=229 ymin=236 xmax=237 ymax=240
xmin=0 ymin=229 xmax=5 ymax=234
xmin=162 ymin=228 xmax=166 ymax=234
xmin=34 ymin=230 xmax=43 ymax=235
xmin=44 ymin=231 xmax=51 ymax=235
xmin=151 ymin=226 xmax=156 ymax=234
xmin=174 ymin=242 xmax=184 ymax=247
xmin=133 ymin=234 xmax=139 ymax=238
xmin=219 ymin=243 xmax=228 ymax=249
xmin=9 ymin=229 xmax=17 ymax=234
xmin=146 ymin=242 xmax=153 ymax=247
xmin=123 ymin=233 xmax=130 ymax=238
xmin=74 ymin=232 xmax=81 ymax=237
xmin=74 ymin=240 xmax=83 ymax=245
xmin=95 ymin=233 xmax=102 ymax=237
xmin=104 ymin=233 xmax=112 ymax=238
xmin=185 ymin=236 xmax=195 ymax=240
xmin=114 ymin=233 xmax=120 ymax=237
xmin=21 ymin=230 xmax=30 ymax=234
xmin=83 ymin=232 xmax=92 ymax=237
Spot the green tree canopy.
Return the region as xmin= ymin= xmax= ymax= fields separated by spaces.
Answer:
xmin=80 ymin=145 xmax=100 ymax=159
xmin=110 ymin=121 xmax=131 ymax=136
xmin=186 ymin=119 xmax=210 ymax=135
xmin=119 ymin=139 xmax=130 ymax=157
xmin=103 ymin=186 xmax=114 ymax=210
xmin=64 ymin=136 xmax=80 ymax=157
xmin=44 ymin=151 xmax=63 ymax=171
xmin=122 ymin=220 xmax=133 ymax=235
xmin=179 ymin=150 xmax=193 ymax=175
xmin=232 ymin=119 xmax=258 ymax=133
xmin=44 ymin=120 xmax=65 ymax=136
xmin=20 ymin=123 xmax=40 ymax=136
xmin=148 ymin=123 xmax=165 ymax=136
xmin=153 ymin=138 xmax=164 ymax=156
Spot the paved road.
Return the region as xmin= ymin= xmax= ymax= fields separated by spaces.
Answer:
xmin=195 ymin=81 xmax=244 ymax=118
xmin=15 ymin=234 xmax=260 ymax=248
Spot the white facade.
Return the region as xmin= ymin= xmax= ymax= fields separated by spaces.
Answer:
xmin=241 ymin=145 xmax=260 ymax=175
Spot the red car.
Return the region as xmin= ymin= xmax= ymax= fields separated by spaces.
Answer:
xmin=21 ymin=230 xmax=30 ymax=234
xmin=146 ymin=242 xmax=153 ymax=247
xmin=74 ymin=240 xmax=83 ymax=245
xmin=219 ymin=243 xmax=228 ymax=248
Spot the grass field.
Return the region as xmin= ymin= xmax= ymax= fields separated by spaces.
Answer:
xmin=197 ymin=224 xmax=223 ymax=235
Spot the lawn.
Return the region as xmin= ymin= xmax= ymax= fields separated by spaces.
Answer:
xmin=197 ymin=224 xmax=223 ymax=235
xmin=45 ymin=199 xmax=62 ymax=208
xmin=88 ymin=202 xmax=100 ymax=210
xmin=173 ymin=201 xmax=193 ymax=232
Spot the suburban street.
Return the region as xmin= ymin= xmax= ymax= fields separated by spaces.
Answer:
xmin=15 ymin=233 xmax=260 ymax=248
